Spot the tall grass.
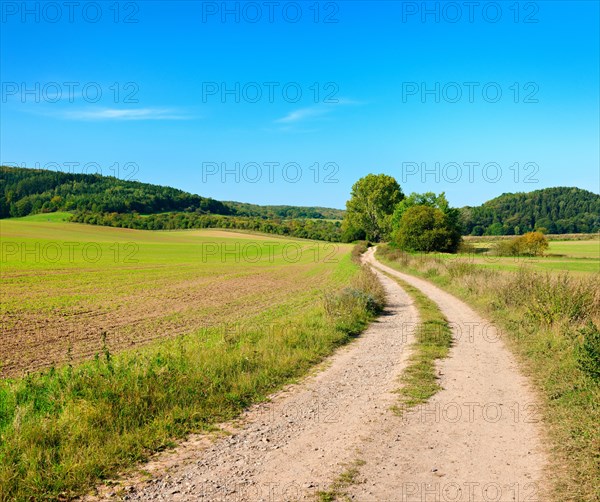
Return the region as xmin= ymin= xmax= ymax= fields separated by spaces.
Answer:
xmin=0 ymin=248 xmax=384 ymax=501
xmin=377 ymin=244 xmax=600 ymax=502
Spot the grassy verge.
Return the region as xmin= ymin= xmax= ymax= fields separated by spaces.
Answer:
xmin=0 ymin=248 xmax=385 ymax=501
xmin=382 ymin=273 xmax=452 ymax=413
xmin=377 ymin=244 xmax=600 ymax=502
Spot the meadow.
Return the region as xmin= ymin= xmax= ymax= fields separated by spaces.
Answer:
xmin=0 ymin=219 xmax=384 ymax=500
xmin=449 ymin=236 xmax=599 ymax=274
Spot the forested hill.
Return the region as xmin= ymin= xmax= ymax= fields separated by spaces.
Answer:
xmin=0 ymin=166 xmax=344 ymax=220
xmin=461 ymin=187 xmax=600 ymax=235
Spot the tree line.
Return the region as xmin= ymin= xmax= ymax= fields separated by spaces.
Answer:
xmin=70 ymin=211 xmax=344 ymax=242
xmin=3 ymin=167 xmax=597 ymax=243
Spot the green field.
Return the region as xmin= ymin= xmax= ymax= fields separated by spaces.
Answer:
xmin=451 ymin=238 xmax=600 ymax=274
xmin=13 ymin=211 xmax=73 ymax=222
xmin=547 ymin=239 xmax=600 ymax=258
xmin=0 ymin=219 xmax=353 ymax=376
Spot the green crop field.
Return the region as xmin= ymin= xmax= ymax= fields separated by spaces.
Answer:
xmin=441 ymin=238 xmax=600 ymax=275
xmin=0 ymin=219 xmax=353 ymax=377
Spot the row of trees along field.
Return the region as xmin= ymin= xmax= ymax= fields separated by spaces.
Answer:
xmin=341 ymin=174 xmax=463 ymax=252
xmin=70 ymin=211 xmax=344 ymax=242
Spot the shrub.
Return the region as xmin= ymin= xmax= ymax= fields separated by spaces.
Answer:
xmin=577 ymin=322 xmax=600 ymax=381
xmin=493 ymin=238 xmax=522 ymax=256
xmin=519 ymin=231 xmax=549 ymax=256
xmin=323 ymin=265 xmax=385 ymax=334
xmin=350 ymin=241 xmax=370 ymax=263
xmin=494 ymin=231 xmax=549 ymax=257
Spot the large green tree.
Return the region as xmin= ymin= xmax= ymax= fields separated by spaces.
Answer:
xmin=344 ymin=174 xmax=404 ymax=242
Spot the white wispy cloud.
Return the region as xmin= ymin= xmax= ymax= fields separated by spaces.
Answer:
xmin=274 ymin=98 xmax=365 ymax=125
xmin=60 ymin=107 xmax=190 ymax=121
xmin=274 ymin=107 xmax=331 ymax=124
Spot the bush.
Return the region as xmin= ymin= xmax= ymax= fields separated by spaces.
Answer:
xmin=493 ymin=231 xmax=549 ymax=256
xmin=350 ymin=241 xmax=370 ymax=263
xmin=493 ymin=238 xmax=522 ymax=256
xmin=323 ymin=266 xmax=385 ymax=334
xmin=394 ymin=205 xmax=462 ymax=253
xmin=519 ymin=231 xmax=549 ymax=255
xmin=351 ymin=265 xmax=386 ymax=310
xmin=577 ymin=322 xmax=600 ymax=381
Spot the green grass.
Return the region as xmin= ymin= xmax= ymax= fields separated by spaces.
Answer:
xmin=0 ymin=222 xmax=385 ymax=501
xmin=547 ymin=239 xmax=600 ymax=258
xmin=433 ymin=238 xmax=600 ymax=275
xmin=384 ymin=274 xmax=452 ymax=412
xmin=13 ymin=211 xmax=72 ymax=222
xmin=0 ymin=220 xmax=354 ymax=375
xmin=463 ymin=257 xmax=599 ymax=275
xmin=377 ymin=244 xmax=600 ymax=502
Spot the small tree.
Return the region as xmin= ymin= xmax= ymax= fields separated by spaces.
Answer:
xmin=471 ymin=225 xmax=485 ymax=236
xmin=519 ymin=231 xmax=549 ymax=256
xmin=394 ymin=205 xmax=462 ymax=253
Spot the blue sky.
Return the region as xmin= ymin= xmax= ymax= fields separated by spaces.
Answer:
xmin=1 ymin=0 xmax=599 ymax=209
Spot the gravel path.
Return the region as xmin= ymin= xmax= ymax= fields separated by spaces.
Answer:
xmin=354 ymin=248 xmax=548 ymax=501
xmin=95 ymin=249 xmax=548 ymax=501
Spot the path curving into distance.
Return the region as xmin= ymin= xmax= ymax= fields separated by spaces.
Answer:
xmin=103 ymin=248 xmax=547 ymax=502
xmin=353 ymin=247 xmax=548 ymax=501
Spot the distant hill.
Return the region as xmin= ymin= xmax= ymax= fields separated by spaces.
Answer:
xmin=461 ymin=187 xmax=600 ymax=235
xmin=0 ymin=166 xmax=344 ymax=220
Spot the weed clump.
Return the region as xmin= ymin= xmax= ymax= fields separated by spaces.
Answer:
xmin=324 ymin=264 xmax=385 ymax=335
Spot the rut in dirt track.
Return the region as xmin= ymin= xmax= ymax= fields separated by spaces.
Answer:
xmin=113 ymin=248 xmax=547 ymax=502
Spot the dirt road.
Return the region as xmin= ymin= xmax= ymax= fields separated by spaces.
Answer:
xmin=113 ymin=248 xmax=547 ymax=501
